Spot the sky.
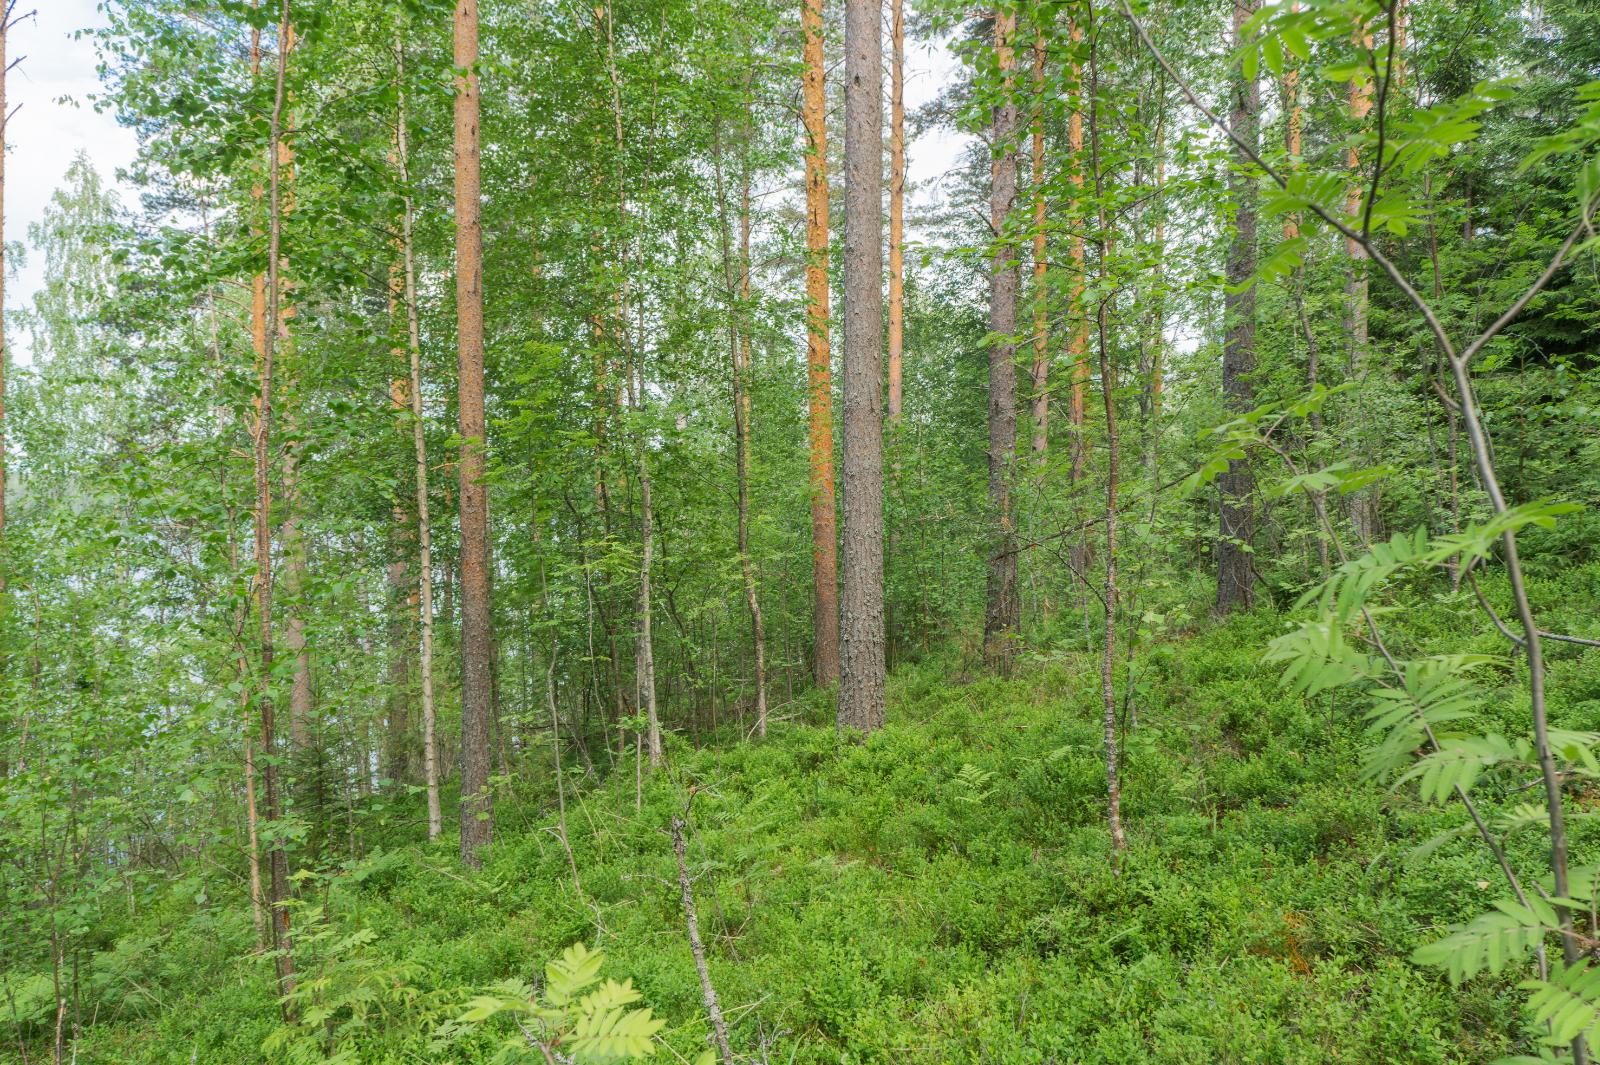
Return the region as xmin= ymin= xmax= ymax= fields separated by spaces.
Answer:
xmin=9 ymin=0 xmax=139 ymax=363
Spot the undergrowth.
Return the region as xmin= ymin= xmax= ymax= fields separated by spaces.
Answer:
xmin=9 ymin=565 xmax=1600 ymax=1064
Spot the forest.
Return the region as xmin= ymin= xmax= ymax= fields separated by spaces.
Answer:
xmin=0 ymin=0 xmax=1598 ymax=1060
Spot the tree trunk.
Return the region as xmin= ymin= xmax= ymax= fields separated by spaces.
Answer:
xmin=1343 ymin=20 xmax=1377 ymax=544
xmin=1215 ymin=0 xmax=1258 ymax=614
xmin=239 ymin=14 xmax=268 ymax=954
xmin=383 ymin=525 xmax=414 ymax=786
xmin=1281 ymin=1 xmax=1301 ymax=242
xmin=1084 ymin=25 xmax=1127 ymax=858
xmin=837 ymin=0 xmax=886 ymax=733
xmin=629 ymin=359 xmax=663 ymax=766
xmin=255 ymin=0 xmax=296 ymax=1004
xmin=982 ymin=10 xmax=1020 ymax=674
xmin=1028 ymin=34 xmax=1049 ymax=459
xmin=1066 ymin=19 xmax=1089 ymax=486
xmin=395 ymin=35 xmax=443 ymax=838
xmin=0 ymin=7 xmax=7 ymax=567
xmin=454 ymin=0 xmax=495 ymax=867
xmin=713 ymin=118 xmax=771 ymax=739
xmin=886 ymin=0 xmax=905 ymax=422
xmin=801 ymin=0 xmax=840 ymax=688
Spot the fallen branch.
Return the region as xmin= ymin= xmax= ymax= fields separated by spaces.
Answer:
xmin=670 ymin=808 xmax=735 ymax=1065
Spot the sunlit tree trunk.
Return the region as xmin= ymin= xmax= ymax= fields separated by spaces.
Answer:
xmin=982 ymin=8 xmax=1020 ymax=674
xmin=801 ymin=0 xmax=840 ymax=688
xmin=454 ymin=0 xmax=495 ymax=866
xmin=1216 ymin=0 xmax=1258 ymax=614
xmin=837 ymin=0 xmax=886 ymax=732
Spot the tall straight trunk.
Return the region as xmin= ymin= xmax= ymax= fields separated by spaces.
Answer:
xmin=593 ymin=0 xmax=659 ymax=766
xmin=629 ymin=360 xmax=663 ymax=766
xmin=735 ymin=130 xmax=769 ymax=737
xmin=1028 ymin=35 xmax=1049 ymax=459
xmin=241 ymin=13 xmax=268 ymax=955
xmin=1139 ymin=120 xmax=1168 ymax=501
xmin=1282 ymin=0 xmax=1301 ymax=242
xmin=1066 ymin=19 xmax=1089 ymax=484
xmin=1215 ymin=0 xmax=1258 ymax=614
xmin=801 ymin=0 xmax=840 ymax=687
xmin=982 ymin=9 xmax=1020 ymax=674
xmin=383 ymin=529 xmax=415 ymax=785
xmin=1084 ymin=8 xmax=1125 ymax=859
xmin=1343 ymin=21 xmax=1376 ymax=543
xmin=1283 ymin=25 xmax=1326 ymax=574
xmin=1145 ymin=127 xmax=1166 ymax=420
xmin=712 ymin=121 xmax=769 ymax=739
xmin=454 ymin=0 xmax=495 ymax=867
xmin=837 ymin=0 xmax=886 ymax=733
xmin=255 ymin=0 xmax=296 ymax=1004
xmin=242 ymin=734 xmax=266 ymax=944
xmin=273 ymin=31 xmax=320 ymax=861
xmin=395 ymin=35 xmax=443 ymax=838
xmin=886 ymin=0 xmax=905 ymax=421
xmin=0 ymin=8 xmax=7 ymax=567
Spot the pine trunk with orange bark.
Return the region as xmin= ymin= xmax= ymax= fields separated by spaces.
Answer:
xmin=454 ymin=0 xmax=495 ymax=867
xmin=802 ymin=0 xmax=840 ymax=689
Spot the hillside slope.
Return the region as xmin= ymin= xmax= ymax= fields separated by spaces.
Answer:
xmin=13 ymin=575 xmax=1600 ymax=1064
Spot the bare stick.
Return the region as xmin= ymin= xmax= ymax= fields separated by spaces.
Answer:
xmin=670 ymin=811 xmax=735 ymax=1065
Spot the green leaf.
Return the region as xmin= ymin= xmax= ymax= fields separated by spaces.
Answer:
xmin=1413 ymin=897 xmax=1558 ymax=982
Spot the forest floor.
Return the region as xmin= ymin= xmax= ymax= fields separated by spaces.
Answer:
xmin=16 ymin=566 xmax=1600 ymax=1064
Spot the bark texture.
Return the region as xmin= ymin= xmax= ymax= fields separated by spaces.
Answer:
xmin=886 ymin=0 xmax=905 ymax=422
xmin=982 ymin=10 xmax=1021 ymax=674
xmin=0 ymin=11 xmax=7 ymax=560
xmin=395 ymin=42 xmax=443 ymax=838
xmin=454 ymin=0 xmax=495 ymax=866
xmin=1028 ymin=35 xmax=1049 ymax=459
xmin=1066 ymin=20 xmax=1090 ymax=485
xmin=255 ymin=0 xmax=296 ymax=1003
xmin=736 ymin=149 xmax=769 ymax=738
xmin=1216 ymin=0 xmax=1258 ymax=615
xmin=837 ymin=0 xmax=886 ymax=733
xmin=801 ymin=0 xmax=840 ymax=688
xmin=1343 ymin=20 xmax=1377 ymax=544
